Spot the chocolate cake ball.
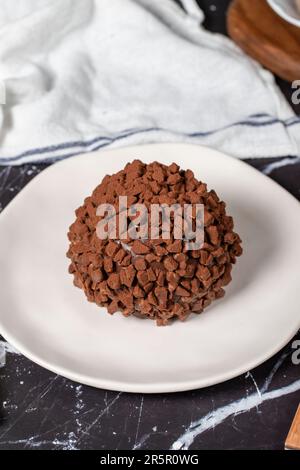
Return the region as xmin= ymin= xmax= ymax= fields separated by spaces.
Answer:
xmin=67 ymin=160 xmax=242 ymax=325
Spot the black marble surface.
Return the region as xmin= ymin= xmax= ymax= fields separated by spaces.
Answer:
xmin=0 ymin=0 xmax=300 ymax=451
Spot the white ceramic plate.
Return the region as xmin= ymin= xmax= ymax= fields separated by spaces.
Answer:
xmin=267 ymin=0 xmax=300 ymax=27
xmin=0 ymin=144 xmax=300 ymax=393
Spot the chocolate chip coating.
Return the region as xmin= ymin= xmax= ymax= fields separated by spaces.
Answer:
xmin=67 ymin=160 xmax=242 ymax=325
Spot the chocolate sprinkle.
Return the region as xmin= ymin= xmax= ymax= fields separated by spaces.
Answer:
xmin=67 ymin=160 xmax=242 ymax=325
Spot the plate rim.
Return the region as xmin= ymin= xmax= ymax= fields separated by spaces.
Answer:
xmin=0 ymin=321 xmax=299 ymax=393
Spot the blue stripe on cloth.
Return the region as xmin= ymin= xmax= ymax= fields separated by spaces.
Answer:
xmin=0 ymin=115 xmax=299 ymax=164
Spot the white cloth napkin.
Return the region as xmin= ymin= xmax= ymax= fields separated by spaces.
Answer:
xmin=0 ymin=0 xmax=299 ymax=165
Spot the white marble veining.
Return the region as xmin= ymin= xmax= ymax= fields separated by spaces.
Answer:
xmin=171 ymin=351 xmax=297 ymax=450
xmin=262 ymin=157 xmax=300 ymax=175
xmin=0 ymin=340 xmax=21 ymax=368
xmin=0 ymin=336 xmax=299 ymax=450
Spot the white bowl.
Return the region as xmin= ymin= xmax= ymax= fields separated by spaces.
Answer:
xmin=267 ymin=0 xmax=300 ymax=27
